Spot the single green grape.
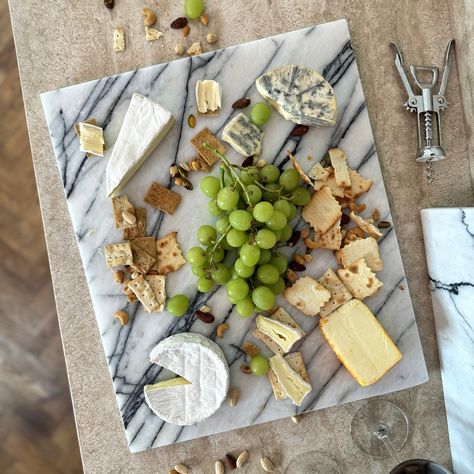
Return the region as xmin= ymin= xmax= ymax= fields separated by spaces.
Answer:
xmin=226 ymin=228 xmax=247 ymax=247
xmin=200 ymin=175 xmax=221 ymax=198
xmin=167 ymin=294 xmax=189 ymax=317
xmin=273 ymin=199 xmax=292 ymax=218
xmin=257 ymin=248 xmax=271 ymax=265
xmin=213 ymin=246 xmax=225 ymax=263
xmin=279 ymin=168 xmax=300 ymax=191
xmin=236 ymin=297 xmax=255 ymax=318
xmin=192 ymin=265 xmax=206 ymax=277
xmin=208 ymin=199 xmax=224 ymax=216
xmin=280 ymin=224 xmax=293 ymax=242
xmin=268 ymin=277 xmax=285 ymax=295
xmin=216 ymin=216 xmax=230 ymax=234
xmin=211 ymin=263 xmax=231 ymax=285
xmin=253 ymin=201 xmax=274 ymax=222
xmin=250 ymin=354 xmax=270 ymax=376
xmin=273 ymin=229 xmax=282 ymax=241
xmin=291 ymin=187 xmax=311 ymax=206
xmin=220 ymin=239 xmax=233 ymax=251
xmin=288 ymin=203 xmax=298 ymax=220
xmin=197 ymin=224 xmax=217 ymax=245
xmin=240 ymin=170 xmax=253 ymax=185
xmin=234 ymin=258 xmax=255 ymax=278
xmin=184 ymin=0 xmax=204 ymax=19
xmin=270 ymin=252 xmax=288 ymax=274
xmin=262 ymin=182 xmax=281 ymax=203
xmin=240 ymin=243 xmax=261 ymax=266
xmin=247 ymin=184 xmax=262 ymax=204
xmin=266 ymin=210 xmax=287 ymax=231
xmin=217 ymin=186 xmax=239 ymax=211
xmin=250 ymin=102 xmax=272 ymax=127
xmin=230 ymin=265 xmax=239 ymax=280
xmin=256 ymin=229 xmax=277 ymax=249
xmin=261 ymin=164 xmax=280 ymax=183
xmin=186 ymin=246 xmax=207 ymax=266
xmin=226 ymin=278 xmax=249 ymax=301
xmin=251 ymin=286 xmax=276 ymax=310
xmin=229 ymin=209 xmax=253 ymax=231
xmin=256 ymin=264 xmax=280 ymax=284
xmin=197 ymin=277 xmax=213 ymax=293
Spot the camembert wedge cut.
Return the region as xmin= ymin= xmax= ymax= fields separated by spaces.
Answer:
xmin=255 ymin=313 xmax=304 ymax=354
xmin=320 ymin=299 xmax=402 ymax=386
xmin=106 ymin=93 xmax=175 ymax=197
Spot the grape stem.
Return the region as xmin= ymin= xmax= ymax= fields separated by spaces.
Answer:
xmin=208 ymin=223 xmax=232 ymax=267
xmin=203 ymin=143 xmax=253 ymax=207
xmin=250 ymin=179 xmax=292 ymax=201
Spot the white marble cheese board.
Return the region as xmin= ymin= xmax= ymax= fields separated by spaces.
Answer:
xmin=41 ymin=19 xmax=428 ymax=453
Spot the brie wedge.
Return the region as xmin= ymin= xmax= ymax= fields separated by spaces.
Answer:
xmin=320 ymin=299 xmax=402 ymax=386
xmin=222 ymin=113 xmax=263 ymax=157
xmin=106 ymin=93 xmax=175 ymax=197
xmin=195 ymin=80 xmax=222 ymax=114
xmin=255 ymin=314 xmax=304 ymax=353
xmin=144 ymin=333 xmax=229 ymax=425
xmin=256 ymin=65 xmax=337 ymax=126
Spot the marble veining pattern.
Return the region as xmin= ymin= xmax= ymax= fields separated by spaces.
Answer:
xmin=421 ymin=208 xmax=474 ymax=474
xmin=40 ymin=20 xmax=427 ymax=452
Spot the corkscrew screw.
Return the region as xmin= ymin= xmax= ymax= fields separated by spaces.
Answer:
xmin=390 ymin=40 xmax=455 ymax=183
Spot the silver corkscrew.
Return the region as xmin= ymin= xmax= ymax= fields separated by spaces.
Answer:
xmin=390 ymin=40 xmax=455 ymax=184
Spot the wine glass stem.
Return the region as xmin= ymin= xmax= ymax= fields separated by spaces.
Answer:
xmin=375 ymin=426 xmax=402 ymax=464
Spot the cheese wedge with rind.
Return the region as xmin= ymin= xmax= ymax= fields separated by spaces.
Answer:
xmin=255 ymin=314 xmax=304 ymax=354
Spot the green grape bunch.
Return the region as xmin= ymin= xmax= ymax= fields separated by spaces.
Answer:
xmin=186 ymin=145 xmax=311 ymax=318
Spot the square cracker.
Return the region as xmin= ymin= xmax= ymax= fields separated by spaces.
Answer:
xmin=349 ymin=212 xmax=383 ymax=239
xmin=152 ymin=232 xmax=186 ymax=274
xmin=337 ymin=258 xmax=383 ymax=299
xmin=130 ymin=241 xmax=156 ymax=274
xmin=336 ymin=236 xmax=383 ymax=272
xmin=329 ymin=148 xmax=351 ymax=187
xmin=104 ymin=242 xmax=133 ymax=267
xmin=284 ymin=276 xmax=331 ymax=316
xmin=144 ymin=275 xmax=166 ymax=312
xmin=302 ymin=186 xmax=342 ymax=235
xmin=305 ymin=220 xmax=342 ymax=251
xmin=112 ymin=195 xmax=136 ymax=229
xmin=345 ymin=169 xmax=373 ymax=199
xmin=318 ymin=268 xmax=353 ymax=318
xmin=268 ymin=352 xmax=309 ymax=400
xmin=190 ymin=127 xmax=225 ymax=167
xmin=131 ymin=237 xmax=156 ymax=258
xmin=124 ymin=207 xmax=146 ymax=240
xmin=144 ymin=182 xmax=182 ymax=215
xmin=128 ymin=274 xmax=162 ymax=313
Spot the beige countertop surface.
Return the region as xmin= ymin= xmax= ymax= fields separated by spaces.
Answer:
xmin=8 ymin=0 xmax=474 ymax=472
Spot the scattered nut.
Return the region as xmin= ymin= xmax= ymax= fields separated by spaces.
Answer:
xmin=187 ymin=42 xmax=203 ymax=56
xmin=114 ymin=310 xmax=129 ymax=326
xmin=206 ymin=32 xmax=218 ymax=45
xmin=294 ymin=254 xmax=306 ymax=265
xmin=131 ymin=271 xmax=140 ymax=279
xmin=400 ymin=284 xmax=405 ymax=290
xmin=113 ymin=270 xmax=125 ymax=284
xmin=215 ymin=460 xmax=225 ymax=474
xmin=303 ymin=254 xmax=313 ymax=263
xmin=290 ymin=124 xmax=309 ymax=137
xmin=216 ymin=323 xmax=230 ymax=338
xmin=260 ymin=456 xmax=274 ymax=472
xmin=175 ymin=43 xmax=186 ymax=56
xmin=127 ymin=293 xmax=138 ymax=303
xmin=104 ymin=0 xmax=114 ymax=9
xmin=142 ymin=7 xmax=157 ymax=27
xmin=147 ymin=269 xmax=159 ymax=275
xmin=181 ymin=178 xmax=193 ymax=190
xmin=348 ymin=201 xmax=366 ymax=213
xmin=241 ymin=155 xmax=254 ymax=167
xmin=195 ymin=310 xmax=215 ymax=323
xmin=122 ymin=283 xmax=133 ymax=296
xmin=200 ymin=14 xmax=209 ymax=25
xmin=300 ymin=227 xmax=310 ymax=239
xmin=236 ymin=450 xmax=249 ymax=468
xmin=291 ymin=414 xmax=302 ymax=423
xmin=242 ymin=341 xmax=260 ymax=357
xmin=240 ymin=364 xmax=251 ymax=375
xmin=199 ymin=305 xmax=212 ymax=313
xmin=145 ymin=27 xmax=164 ymax=42
xmin=225 ymin=454 xmax=237 ymax=469
xmin=182 ymin=25 xmax=190 ymax=38
xmin=372 ymin=208 xmax=380 ymax=222
xmin=122 ymin=210 xmax=136 ymax=225
xmin=232 ymin=97 xmax=251 ymax=109
xmin=171 ymin=17 xmax=188 ymax=29
xmin=188 ymin=114 xmax=196 ymax=128
xmin=189 ymin=159 xmax=202 ymax=171
xmin=286 ymin=269 xmax=297 ymax=283
xmin=289 ymin=260 xmax=306 ymax=272
xmin=175 ymin=177 xmax=184 ymax=186
xmin=125 ymin=266 xmax=133 ymax=273
xmin=177 ymin=164 xmax=188 ymax=178
xmin=174 ymin=464 xmax=189 ymax=474
xmin=341 ymin=213 xmax=351 ymax=225
xmin=287 ymin=231 xmax=301 ymax=247
xmin=228 ymin=387 xmax=240 ymax=407
xmin=378 ymin=221 xmax=392 ymax=229
xmin=170 ymin=165 xmax=179 ymax=177
xmin=169 ymin=470 xmax=179 ymax=474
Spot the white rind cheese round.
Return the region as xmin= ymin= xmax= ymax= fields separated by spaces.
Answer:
xmin=255 ymin=65 xmax=337 ymax=126
xmin=144 ymin=333 xmax=230 ymax=425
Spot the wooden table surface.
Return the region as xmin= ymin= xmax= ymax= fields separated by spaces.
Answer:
xmin=8 ymin=0 xmax=474 ymax=472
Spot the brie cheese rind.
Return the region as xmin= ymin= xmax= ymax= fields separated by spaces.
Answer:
xmin=195 ymin=80 xmax=222 ymax=115
xmin=255 ymin=65 xmax=337 ymax=126
xmin=255 ymin=313 xmax=304 ymax=354
xmin=106 ymin=93 xmax=175 ymax=197
xmin=145 ymin=333 xmax=230 ymax=425
xmin=222 ymin=113 xmax=263 ymax=157
xmin=320 ymin=299 xmax=402 ymax=386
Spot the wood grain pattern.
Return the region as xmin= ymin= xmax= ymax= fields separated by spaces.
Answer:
xmin=0 ymin=1 xmax=82 ymax=472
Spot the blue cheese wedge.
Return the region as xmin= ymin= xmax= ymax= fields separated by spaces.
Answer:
xmin=320 ymin=299 xmax=402 ymax=386
xmin=222 ymin=112 xmax=263 ymax=157
xmin=106 ymin=93 xmax=175 ymax=197
xmin=256 ymin=65 xmax=337 ymax=126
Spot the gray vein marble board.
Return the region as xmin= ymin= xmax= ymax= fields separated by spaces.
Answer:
xmin=40 ymin=19 xmax=428 ymax=453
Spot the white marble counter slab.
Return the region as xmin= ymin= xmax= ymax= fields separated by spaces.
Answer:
xmin=421 ymin=208 xmax=474 ymax=474
xmin=40 ymin=19 xmax=427 ymax=453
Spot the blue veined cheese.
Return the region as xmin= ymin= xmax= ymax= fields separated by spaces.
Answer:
xmin=255 ymin=65 xmax=337 ymax=126
xmin=222 ymin=113 xmax=263 ymax=157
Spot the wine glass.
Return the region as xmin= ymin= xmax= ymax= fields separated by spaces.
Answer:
xmin=284 ymin=451 xmax=340 ymax=474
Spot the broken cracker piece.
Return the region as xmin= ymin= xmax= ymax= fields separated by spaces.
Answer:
xmin=151 ymin=232 xmax=186 ymax=275
xmin=346 ymin=169 xmax=373 ymax=198
xmin=144 ymin=182 xmax=182 ymax=215
xmin=187 ymin=41 xmax=202 ymax=56
xmin=349 ymin=212 xmax=383 ymax=239
xmin=113 ymin=27 xmax=125 ymax=52
xmin=318 ymin=268 xmax=353 ymax=318
xmin=329 ymin=148 xmax=351 ymax=187
xmin=337 ymin=258 xmax=383 ymax=299
xmin=302 ymin=186 xmax=342 ymax=234
xmin=112 ymin=195 xmax=136 ymax=229
xmin=305 ymin=220 xmax=342 ymax=250
xmin=123 ymin=207 xmax=146 ymax=240
xmin=131 ymin=236 xmax=156 ymax=258
xmin=308 ymin=162 xmax=329 ymax=182
xmin=288 ymin=151 xmax=312 ymax=185
xmin=104 ymin=242 xmax=133 ymax=267
xmin=130 ymin=241 xmax=156 ymax=274
xmin=284 ymin=276 xmax=331 ymax=316
xmin=144 ymin=274 xmax=166 ymax=312
xmin=128 ymin=274 xmax=162 ymax=313
xmin=145 ymin=27 xmax=164 ymax=41
xmin=190 ymin=127 xmax=225 ymax=167
xmin=336 ymin=236 xmax=383 ymax=272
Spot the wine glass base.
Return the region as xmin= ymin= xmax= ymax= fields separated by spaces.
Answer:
xmin=284 ymin=451 xmax=340 ymax=474
xmin=351 ymin=400 xmax=409 ymax=458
